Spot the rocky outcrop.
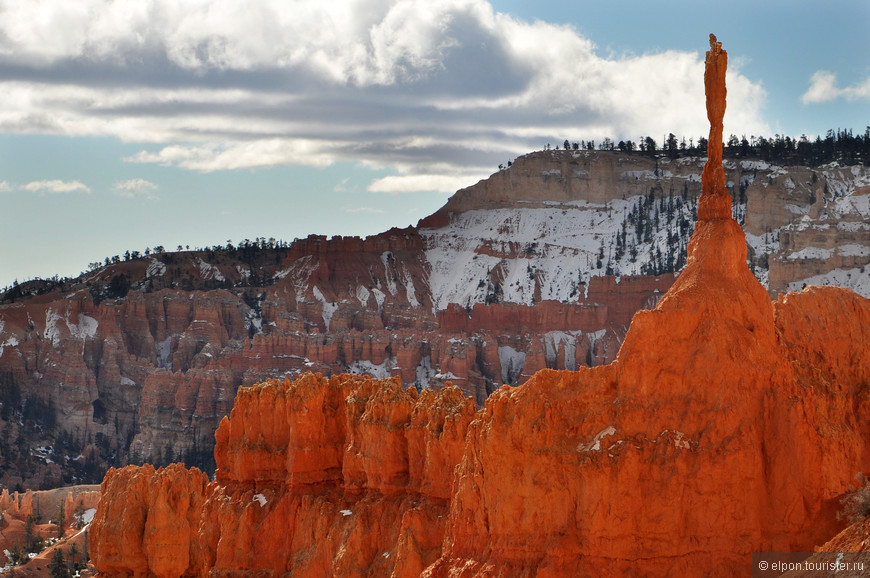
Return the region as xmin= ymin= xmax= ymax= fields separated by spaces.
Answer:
xmin=92 ymin=374 xmax=477 ymax=577
xmin=90 ymin=463 xmax=209 ymax=578
xmin=0 ymin=488 xmax=33 ymax=519
xmin=90 ymin=36 xmax=870 ymax=576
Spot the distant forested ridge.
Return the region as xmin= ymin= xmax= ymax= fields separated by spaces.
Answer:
xmin=542 ymin=127 xmax=870 ymax=167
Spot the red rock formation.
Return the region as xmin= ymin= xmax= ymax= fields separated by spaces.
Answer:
xmin=90 ymin=463 xmax=209 ymax=578
xmin=698 ymin=33 xmax=732 ymax=221
xmin=90 ymin=270 xmax=870 ymax=576
xmin=88 ymin=34 xmax=870 ymax=577
xmin=92 ymin=374 xmax=476 ymax=576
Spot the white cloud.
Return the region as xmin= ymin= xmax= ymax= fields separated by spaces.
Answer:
xmin=22 ymin=180 xmax=91 ymax=194
xmin=113 ymin=178 xmax=159 ymax=199
xmin=368 ymin=173 xmax=485 ymax=194
xmin=124 ymin=140 xmax=334 ymax=171
xmin=0 ymin=181 xmax=11 ymax=192
xmin=0 ymin=0 xmax=771 ymax=187
xmin=802 ymin=70 xmax=870 ymax=104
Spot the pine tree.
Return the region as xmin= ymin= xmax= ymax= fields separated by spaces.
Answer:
xmin=48 ymin=548 xmax=70 ymax=578
xmin=56 ymin=502 xmax=65 ymax=538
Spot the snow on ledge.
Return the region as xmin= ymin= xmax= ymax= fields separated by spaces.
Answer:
xmin=579 ymin=426 xmax=617 ymax=452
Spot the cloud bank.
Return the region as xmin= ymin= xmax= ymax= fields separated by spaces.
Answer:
xmin=0 ymin=0 xmax=770 ymax=193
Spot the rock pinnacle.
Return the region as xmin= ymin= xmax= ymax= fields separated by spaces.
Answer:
xmin=698 ymin=33 xmax=732 ymax=221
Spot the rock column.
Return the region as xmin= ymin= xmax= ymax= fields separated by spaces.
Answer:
xmin=698 ymin=33 xmax=732 ymax=220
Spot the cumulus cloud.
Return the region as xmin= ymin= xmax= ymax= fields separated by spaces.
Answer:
xmin=0 ymin=181 xmax=11 ymax=192
xmin=22 ymin=180 xmax=91 ymax=194
xmin=113 ymin=178 xmax=159 ymax=199
xmin=0 ymin=0 xmax=770 ymax=190
xmin=802 ymin=70 xmax=870 ymax=104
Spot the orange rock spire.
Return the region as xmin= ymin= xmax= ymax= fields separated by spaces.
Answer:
xmin=698 ymin=33 xmax=732 ymax=220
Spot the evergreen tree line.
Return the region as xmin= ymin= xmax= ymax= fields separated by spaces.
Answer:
xmin=595 ymin=182 xmax=704 ymax=278
xmin=591 ymin=176 xmax=765 ymax=279
xmin=1 ymin=236 xmax=296 ymax=300
xmin=543 ymin=127 xmax=870 ymax=167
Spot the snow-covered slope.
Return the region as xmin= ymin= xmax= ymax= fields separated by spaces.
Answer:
xmin=421 ymin=151 xmax=870 ymax=304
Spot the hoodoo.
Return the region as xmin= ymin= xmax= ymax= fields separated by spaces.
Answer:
xmin=698 ymin=33 xmax=732 ymax=220
xmin=89 ymin=35 xmax=870 ymax=577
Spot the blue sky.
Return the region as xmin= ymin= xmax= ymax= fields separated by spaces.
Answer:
xmin=1 ymin=0 xmax=868 ymax=288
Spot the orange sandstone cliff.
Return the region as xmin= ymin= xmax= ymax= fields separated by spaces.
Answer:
xmin=89 ymin=35 xmax=870 ymax=577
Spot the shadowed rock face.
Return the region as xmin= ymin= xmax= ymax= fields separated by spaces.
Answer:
xmin=89 ymin=35 xmax=870 ymax=577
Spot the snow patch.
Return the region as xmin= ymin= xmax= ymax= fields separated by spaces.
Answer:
xmin=280 ymin=255 xmax=319 ymax=302
xmin=146 ymin=258 xmax=166 ymax=278
xmin=44 ymin=308 xmax=64 ymax=347
xmin=579 ymin=426 xmax=617 ymax=452
xmin=312 ymin=286 xmax=339 ymax=331
xmin=81 ymin=508 xmax=96 ymax=524
xmin=156 ymin=336 xmax=173 ymax=370
xmin=348 ymin=358 xmax=395 ymax=379
xmin=253 ymin=493 xmax=267 ymax=507
xmin=787 ymin=267 xmax=870 ymax=298
xmin=403 ymin=271 xmax=420 ymax=308
xmin=498 ymin=346 xmax=526 ymax=385
xmin=67 ymin=313 xmax=98 ymax=340
xmin=340 ymin=509 xmax=353 ymax=516
xmin=246 ymin=312 xmax=263 ymax=335
xmin=415 ymin=355 xmax=437 ymax=389
xmin=381 ymin=252 xmax=398 ymax=295
xmin=196 ymin=258 xmax=225 ymax=281
xmin=0 ymin=319 xmax=18 ymax=359
xmin=420 ymin=200 xmax=646 ymax=312
xmin=356 ymin=285 xmax=371 ymax=306
xmin=120 ymin=376 xmax=136 ymax=386
xmin=787 ymin=247 xmax=834 ymax=261
xmin=543 ymin=331 xmax=578 ymax=370
xmin=838 ymin=244 xmax=870 ymax=258
xmin=371 ymin=288 xmax=386 ymax=312
xmin=236 ymin=265 xmax=252 ymax=280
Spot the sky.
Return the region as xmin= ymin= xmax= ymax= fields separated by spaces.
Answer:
xmin=1 ymin=0 xmax=868 ymax=288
